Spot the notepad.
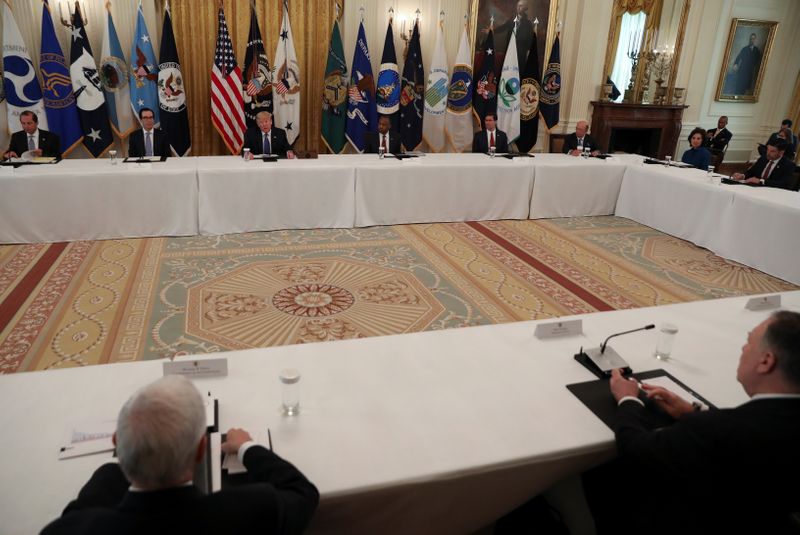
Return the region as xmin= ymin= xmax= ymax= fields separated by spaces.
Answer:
xmin=59 ymin=419 xmax=116 ymax=460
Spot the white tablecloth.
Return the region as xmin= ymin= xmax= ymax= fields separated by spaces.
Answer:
xmin=0 ymin=159 xmax=198 ymax=243
xmin=196 ymin=155 xmax=357 ymax=235
xmin=529 ymin=154 xmax=628 ymax=218
xmin=616 ymin=163 xmax=800 ymax=284
xmin=2 ymin=291 xmax=796 ymax=534
xmin=354 ymin=153 xmax=533 ymax=226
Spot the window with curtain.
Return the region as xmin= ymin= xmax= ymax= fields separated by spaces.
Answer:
xmin=609 ymin=11 xmax=646 ymax=103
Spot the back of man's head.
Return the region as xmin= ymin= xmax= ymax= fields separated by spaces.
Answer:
xmin=116 ymin=375 xmax=206 ymax=489
xmin=763 ymin=311 xmax=800 ymax=390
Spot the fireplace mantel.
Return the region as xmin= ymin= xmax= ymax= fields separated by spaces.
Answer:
xmin=590 ymin=102 xmax=688 ymax=159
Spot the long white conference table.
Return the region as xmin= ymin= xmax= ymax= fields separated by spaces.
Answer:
xmin=616 ymin=163 xmax=800 ymax=285
xmin=1 ymin=154 xmax=797 ymax=284
xmin=1 ymin=291 xmax=796 ymax=534
xmin=0 ymin=158 xmax=199 ymax=243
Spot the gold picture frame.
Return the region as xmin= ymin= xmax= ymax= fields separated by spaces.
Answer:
xmin=715 ymin=18 xmax=778 ymax=102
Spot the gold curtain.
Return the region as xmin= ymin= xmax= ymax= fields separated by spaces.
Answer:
xmin=160 ymin=0 xmax=340 ymax=156
xmin=603 ymin=0 xmax=663 ymax=80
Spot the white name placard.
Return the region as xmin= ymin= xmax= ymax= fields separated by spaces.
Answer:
xmin=745 ymin=295 xmax=781 ymax=311
xmin=163 ymin=358 xmax=228 ymax=378
xmin=534 ymin=319 xmax=583 ymax=339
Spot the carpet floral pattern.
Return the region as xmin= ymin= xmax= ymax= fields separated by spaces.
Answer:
xmin=0 ymin=217 xmax=794 ymax=373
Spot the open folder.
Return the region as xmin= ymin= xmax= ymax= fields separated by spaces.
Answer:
xmin=567 ymin=369 xmax=715 ymax=430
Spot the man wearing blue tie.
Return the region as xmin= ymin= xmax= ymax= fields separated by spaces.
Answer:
xmin=242 ymin=111 xmax=294 ymax=159
xmin=127 ymin=108 xmax=170 ymax=160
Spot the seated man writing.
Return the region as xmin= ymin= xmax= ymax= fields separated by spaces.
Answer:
xmin=41 ymin=375 xmax=319 ymax=535
xmin=732 ymin=139 xmax=796 ymax=190
xmin=3 ymin=111 xmax=61 ymax=160
xmin=584 ymin=311 xmax=800 ymax=534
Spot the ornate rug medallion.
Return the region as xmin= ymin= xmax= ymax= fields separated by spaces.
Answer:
xmin=186 ymin=258 xmax=444 ymax=349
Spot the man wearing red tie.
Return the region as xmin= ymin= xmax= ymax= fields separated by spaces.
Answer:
xmin=364 ymin=115 xmax=401 ymax=154
xmin=732 ymin=140 xmax=796 ymax=190
xmin=472 ymin=113 xmax=509 ymax=154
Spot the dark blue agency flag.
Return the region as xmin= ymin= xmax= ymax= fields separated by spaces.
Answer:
xmin=376 ymin=20 xmax=399 ymax=118
xmin=345 ymin=21 xmax=376 ymax=153
xmin=472 ymin=28 xmax=497 ymax=126
xmin=69 ymin=2 xmax=113 ymax=157
xmin=243 ymin=3 xmax=272 ymax=128
xmin=399 ymin=19 xmax=424 ymax=151
xmin=40 ymin=0 xmax=82 ymax=155
xmin=517 ymin=31 xmax=541 ymax=153
xmin=540 ymin=33 xmax=561 ymax=130
xmin=158 ymin=3 xmax=191 ymax=156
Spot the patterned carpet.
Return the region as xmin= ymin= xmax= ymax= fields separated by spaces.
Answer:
xmin=1 ymin=217 xmax=795 ymax=373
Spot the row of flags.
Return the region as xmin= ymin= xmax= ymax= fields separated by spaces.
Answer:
xmin=212 ymin=1 xmax=300 ymax=154
xmin=1 ymin=0 xmax=190 ymax=158
xmin=322 ymin=16 xmax=561 ymax=154
xmin=1 ymin=3 xmax=558 ymax=156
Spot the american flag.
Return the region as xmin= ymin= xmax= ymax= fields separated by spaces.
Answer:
xmin=245 ymin=78 xmax=262 ymax=96
xmin=210 ymin=7 xmax=245 ymax=154
xmin=274 ymin=78 xmax=290 ymax=95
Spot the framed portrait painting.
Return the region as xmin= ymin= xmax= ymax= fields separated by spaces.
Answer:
xmin=715 ymin=18 xmax=778 ymax=102
xmin=469 ymin=0 xmax=557 ymax=75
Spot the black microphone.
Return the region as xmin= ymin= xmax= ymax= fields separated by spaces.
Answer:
xmin=600 ymin=324 xmax=655 ymax=353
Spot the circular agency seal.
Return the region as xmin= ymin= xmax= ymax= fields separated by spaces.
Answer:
xmin=519 ymin=77 xmax=540 ymax=120
xmin=540 ymin=62 xmax=561 ymax=106
xmin=446 ymin=65 xmax=472 ymax=112
xmin=99 ymin=55 xmax=129 ymax=93
xmin=323 ymin=69 xmax=347 ymax=109
xmin=158 ymin=62 xmax=186 ymax=112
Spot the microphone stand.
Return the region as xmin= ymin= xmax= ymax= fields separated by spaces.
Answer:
xmin=575 ymin=324 xmax=655 ymax=378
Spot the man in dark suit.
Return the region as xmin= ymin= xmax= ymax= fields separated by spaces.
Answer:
xmin=40 ymin=375 xmax=319 ymax=535
xmin=242 ymin=111 xmax=294 ymax=159
xmin=127 ymin=107 xmax=170 ymax=160
xmin=364 ymin=115 xmax=401 ymax=154
xmin=732 ymin=139 xmax=796 ymax=190
xmin=703 ymin=115 xmax=732 ymax=151
xmin=472 ymin=113 xmax=509 ymax=153
xmin=585 ymin=311 xmax=800 ymax=535
xmin=3 ymin=110 xmax=61 ymax=159
xmin=562 ymin=120 xmax=601 ymax=156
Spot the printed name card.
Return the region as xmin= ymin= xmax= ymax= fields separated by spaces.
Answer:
xmin=744 ymin=295 xmax=781 ymax=311
xmin=163 ymin=358 xmax=228 ymax=378
xmin=534 ymin=319 xmax=583 ymax=339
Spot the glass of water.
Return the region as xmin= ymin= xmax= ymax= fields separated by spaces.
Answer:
xmin=280 ymin=368 xmax=301 ymax=415
xmin=488 ymin=146 xmax=496 ymax=157
xmin=242 ymin=148 xmax=251 ymax=161
xmin=378 ymin=146 xmax=385 ymax=159
xmin=665 ymin=155 xmax=672 ymax=167
xmin=109 ymin=150 xmax=117 ymax=165
xmin=654 ymin=323 xmax=679 ymax=360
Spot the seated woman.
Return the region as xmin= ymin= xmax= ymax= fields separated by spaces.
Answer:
xmin=681 ymin=128 xmax=711 ymax=169
xmin=777 ymin=129 xmax=796 ymax=161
